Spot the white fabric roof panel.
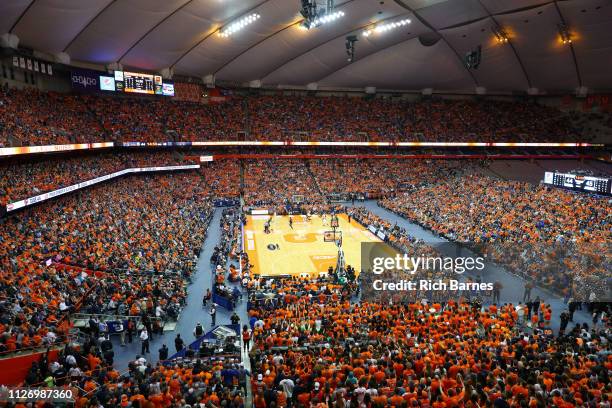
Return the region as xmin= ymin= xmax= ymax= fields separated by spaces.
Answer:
xmin=440 ymin=19 xmax=528 ymax=91
xmin=1 ymin=0 xmax=611 ymax=92
xmin=65 ymin=0 xmax=189 ymax=64
xmin=265 ymin=14 xmax=431 ymax=87
xmin=400 ymin=0 xmax=450 ymax=10
xmin=174 ymin=0 xmax=293 ymax=77
xmin=496 ymin=3 xmax=578 ymax=92
xmin=120 ymin=0 xmax=262 ymax=71
xmin=0 ymin=0 xmax=32 ymax=34
xmin=479 ymin=0 xmax=548 ymax=15
xmin=559 ymin=0 xmax=612 ymax=91
xmin=217 ymin=0 xmax=408 ymax=83
xmin=320 ymin=38 xmax=470 ymax=91
xmin=13 ymin=0 xmax=112 ymax=53
xmin=415 ymin=0 xmax=487 ymax=29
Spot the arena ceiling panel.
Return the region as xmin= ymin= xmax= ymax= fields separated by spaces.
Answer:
xmin=2 ymin=0 xmax=611 ymax=92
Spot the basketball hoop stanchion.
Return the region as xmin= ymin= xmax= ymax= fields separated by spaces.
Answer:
xmin=327 ymin=214 xmax=346 ymax=284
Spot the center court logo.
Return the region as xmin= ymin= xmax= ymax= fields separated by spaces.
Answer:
xmin=284 ymin=233 xmax=317 ymax=243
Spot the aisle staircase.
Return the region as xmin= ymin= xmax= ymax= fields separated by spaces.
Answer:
xmin=305 ymin=160 xmax=325 ymax=198
xmin=480 ymin=163 xmax=509 ymax=181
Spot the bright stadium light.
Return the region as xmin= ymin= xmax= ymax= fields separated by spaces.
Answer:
xmin=302 ymin=10 xmax=345 ymax=29
xmin=362 ymin=18 xmax=411 ymax=37
xmin=219 ymin=13 xmax=261 ymax=37
xmin=313 ymin=10 xmax=344 ymax=25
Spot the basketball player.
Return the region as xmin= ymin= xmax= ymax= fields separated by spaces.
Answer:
xmin=289 ymin=216 xmax=293 ymax=229
xmin=322 ymin=213 xmax=327 ymax=226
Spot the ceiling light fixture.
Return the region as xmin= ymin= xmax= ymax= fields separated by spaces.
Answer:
xmin=491 ymin=26 xmax=509 ymax=43
xmin=362 ymin=18 xmax=411 ymax=37
xmin=219 ymin=13 xmax=261 ymax=37
xmin=313 ymin=10 xmax=345 ymax=25
xmin=346 ymin=35 xmax=358 ymax=62
xmin=558 ymin=23 xmax=572 ymax=44
xmin=303 ymin=10 xmax=345 ymax=29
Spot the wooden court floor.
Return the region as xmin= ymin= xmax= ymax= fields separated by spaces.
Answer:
xmin=243 ymin=214 xmax=383 ymax=278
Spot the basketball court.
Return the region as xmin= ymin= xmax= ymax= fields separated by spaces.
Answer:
xmin=243 ymin=213 xmax=392 ymax=278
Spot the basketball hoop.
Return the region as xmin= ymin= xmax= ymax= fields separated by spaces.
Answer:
xmin=324 ymin=230 xmax=342 ymax=243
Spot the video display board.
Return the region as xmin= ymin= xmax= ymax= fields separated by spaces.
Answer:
xmin=121 ymin=71 xmax=158 ymax=94
xmin=543 ymin=171 xmax=611 ymax=195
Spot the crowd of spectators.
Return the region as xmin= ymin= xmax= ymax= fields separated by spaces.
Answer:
xmin=0 ymin=155 xmax=469 ymax=208
xmin=199 ymin=161 xmax=241 ymax=199
xmin=247 ymin=95 xmax=405 ymax=141
xmin=347 ymin=206 xmax=497 ymax=304
xmin=380 ymin=174 xmax=611 ymax=301
xmin=84 ymin=95 xmax=247 ymax=142
xmin=0 ymin=151 xmax=182 ymax=206
xmin=242 ymin=158 xmax=479 ymax=206
xmin=0 ymin=112 xmax=609 ymax=408
xmin=309 ymin=159 xmax=467 ymax=197
xmin=248 ymin=275 xmax=611 ymax=408
xmin=82 ymin=95 xmax=167 ymax=142
xmin=6 ymin=193 xmax=608 ymax=405
xmin=0 ymin=262 xmax=77 ymax=354
xmin=1 ymin=173 xmax=212 ymax=273
xmin=248 ymin=96 xmax=580 ymax=143
xmin=166 ymin=99 xmax=247 ymax=141
xmin=0 ymin=86 xmax=588 ymax=147
xmin=19 ymin=342 xmax=246 ymax=408
xmin=243 ymin=160 xmax=324 ymax=206
xmin=0 ymin=172 xmax=213 ymax=355
xmin=0 ymin=86 xmax=104 ymax=146
xmin=78 ymin=270 xmax=188 ymax=325
xmin=0 ymin=162 xmax=255 ymax=406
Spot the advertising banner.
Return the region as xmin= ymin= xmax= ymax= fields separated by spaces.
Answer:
xmin=71 ymin=68 xmax=104 ymax=91
xmin=0 ymin=142 xmax=113 ymax=157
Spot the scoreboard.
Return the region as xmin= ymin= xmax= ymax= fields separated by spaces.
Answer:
xmin=543 ymin=171 xmax=611 ymax=195
xmin=117 ymin=71 xmax=162 ymax=94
